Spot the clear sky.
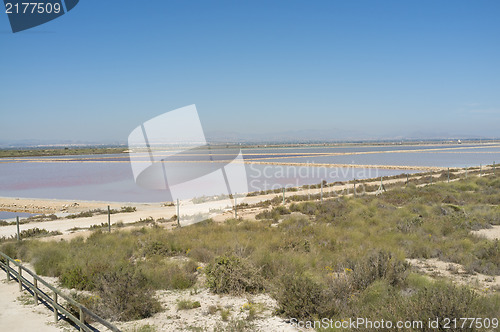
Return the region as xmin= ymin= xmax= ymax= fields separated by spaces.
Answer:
xmin=1 ymin=0 xmax=499 ymax=143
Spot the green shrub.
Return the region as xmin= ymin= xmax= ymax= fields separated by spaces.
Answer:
xmin=205 ymin=255 xmax=263 ymax=295
xmin=274 ymin=273 xmax=326 ymax=320
xmin=139 ymin=260 xmax=197 ymax=290
xmin=403 ymin=282 xmax=478 ymax=331
xmin=349 ymin=250 xmax=408 ymax=290
xmin=94 ymin=266 xmax=162 ymax=321
xmin=60 ymin=266 xmax=93 ymax=290
xmin=177 ymin=299 xmax=201 ymax=310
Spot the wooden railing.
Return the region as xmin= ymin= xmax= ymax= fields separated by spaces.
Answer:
xmin=0 ymin=251 xmax=120 ymax=332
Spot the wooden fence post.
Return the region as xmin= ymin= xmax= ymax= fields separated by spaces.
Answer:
xmin=34 ymin=278 xmax=38 ymax=305
xmin=18 ymin=265 xmax=22 ymax=291
xmin=6 ymin=260 xmax=10 ymax=281
xmin=448 ymin=168 xmax=450 ymax=183
xmin=282 ymin=187 xmax=285 ymax=205
xmin=176 ymin=199 xmax=180 ymax=227
xmin=234 ymin=194 xmax=237 ymax=219
xmin=107 ymin=205 xmax=111 ymax=233
xmin=16 ymin=216 xmax=20 ymax=242
xmin=79 ymin=307 xmax=85 ymax=331
xmin=53 ymin=291 xmax=58 ymax=322
xmin=320 ymin=181 xmax=323 ymax=203
xmin=353 ymin=178 xmax=356 ymax=197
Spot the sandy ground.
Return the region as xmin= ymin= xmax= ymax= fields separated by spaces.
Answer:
xmin=0 ymin=259 xmax=294 ymax=332
xmin=0 ymin=271 xmax=64 ymax=332
xmin=472 ymin=225 xmax=500 ymax=241
xmin=407 ymin=258 xmax=500 ymax=293
xmin=116 ymin=288 xmax=295 ymax=332
xmin=0 ymin=197 xmax=120 ymax=214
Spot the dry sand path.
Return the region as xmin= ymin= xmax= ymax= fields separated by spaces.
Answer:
xmin=0 ymin=272 xmax=63 ymax=332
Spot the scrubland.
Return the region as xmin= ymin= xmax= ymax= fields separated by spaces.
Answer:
xmin=1 ymin=174 xmax=499 ymax=331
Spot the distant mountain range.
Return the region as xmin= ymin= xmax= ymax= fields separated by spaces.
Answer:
xmin=204 ymin=129 xmax=498 ymax=144
xmin=0 ymin=131 xmax=497 ymax=148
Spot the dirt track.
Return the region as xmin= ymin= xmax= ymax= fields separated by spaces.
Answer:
xmin=0 ymin=273 xmax=62 ymax=331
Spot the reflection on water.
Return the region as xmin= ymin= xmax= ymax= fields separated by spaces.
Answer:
xmin=0 ymin=211 xmax=38 ymax=220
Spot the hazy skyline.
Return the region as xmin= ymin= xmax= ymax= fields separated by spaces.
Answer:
xmin=1 ymin=1 xmax=499 ymax=143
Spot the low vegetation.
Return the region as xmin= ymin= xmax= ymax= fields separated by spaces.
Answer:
xmin=0 ymin=147 xmax=127 ymax=158
xmin=1 ymin=174 xmax=499 ymax=327
xmin=177 ymin=299 xmax=201 ymax=310
xmin=66 ymin=206 xmax=136 ymax=219
xmin=0 ymin=228 xmax=62 ymax=242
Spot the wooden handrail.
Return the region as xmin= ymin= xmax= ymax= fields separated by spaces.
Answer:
xmin=0 ymin=251 xmax=120 ymax=332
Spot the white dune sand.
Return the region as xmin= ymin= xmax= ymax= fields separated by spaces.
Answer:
xmin=0 ymin=273 xmax=63 ymax=332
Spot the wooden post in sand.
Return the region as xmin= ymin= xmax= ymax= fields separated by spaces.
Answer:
xmin=447 ymin=168 xmax=450 ymax=183
xmin=377 ymin=176 xmax=386 ymax=194
xmin=406 ymin=173 xmax=409 ymax=187
xmin=480 ymin=164 xmax=482 ymax=177
xmin=53 ymin=291 xmax=58 ymax=322
xmin=18 ymin=265 xmax=22 ymax=291
xmin=16 ymin=216 xmax=20 ymax=242
xmin=176 ymin=199 xmax=180 ymax=227
xmin=494 ymin=162 xmax=496 ymax=174
xmin=282 ymin=188 xmax=285 ymax=205
xmin=234 ymin=194 xmax=237 ymax=219
xmin=79 ymin=307 xmax=85 ymax=330
xmin=6 ymin=260 xmax=10 ymax=281
xmin=353 ymin=178 xmax=356 ymax=197
xmin=34 ymin=279 xmax=38 ymax=305
xmin=107 ymin=205 xmax=111 ymax=233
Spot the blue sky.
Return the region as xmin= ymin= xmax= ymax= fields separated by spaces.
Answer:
xmin=1 ymin=0 xmax=499 ymax=143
